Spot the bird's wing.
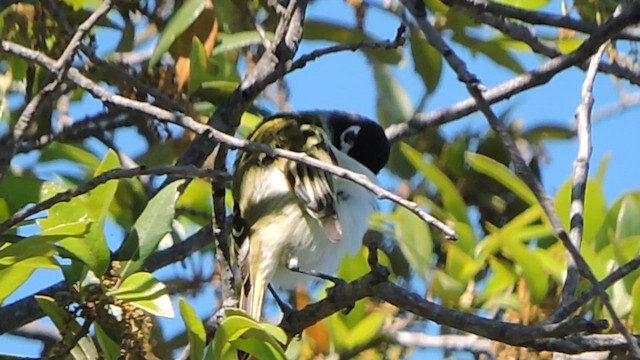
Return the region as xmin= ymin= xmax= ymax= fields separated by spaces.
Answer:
xmin=283 ymin=121 xmax=342 ymax=243
xmin=236 ymin=116 xmax=343 ymax=241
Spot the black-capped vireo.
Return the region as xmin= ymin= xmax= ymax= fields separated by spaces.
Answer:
xmin=232 ymin=111 xmax=390 ymax=320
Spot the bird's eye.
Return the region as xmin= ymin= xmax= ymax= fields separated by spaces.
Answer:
xmin=343 ymin=130 xmax=357 ymax=144
xmin=340 ymin=125 xmax=360 ymax=146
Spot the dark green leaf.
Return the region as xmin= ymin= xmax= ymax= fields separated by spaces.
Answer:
xmin=95 ymin=323 xmax=120 ymax=360
xmin=521 ymin=124 xmax=576 ymax=143
xmin=35 ymin=295 xmax=99 ymax=359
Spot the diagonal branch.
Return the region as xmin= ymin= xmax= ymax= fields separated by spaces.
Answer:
xmin=175 ymin=0 xmax=309 ymax=169
xmin=0 ymin=166 xmax=229 ymax=234
xmin=0 ymin=224 xmax=214 ymax=334
xmin=443 ymin=0 xmax=640 ymax=41
xmin=385 ymin=2 xmax=640 ymax=142
xmin=0 ymin=0 xmax=113 ymax=182
xmin=0 ymin=38 xmax=457 ymax=239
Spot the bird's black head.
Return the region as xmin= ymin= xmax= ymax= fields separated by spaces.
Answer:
xmin=321 ymin=112 xmax=390 ymax=174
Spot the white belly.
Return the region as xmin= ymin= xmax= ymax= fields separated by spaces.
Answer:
xmin=270 ymin=153 xmax=377 ymax=289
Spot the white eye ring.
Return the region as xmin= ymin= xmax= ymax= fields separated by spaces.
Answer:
xmin=340 ymin=125 xmax=361 ymax=152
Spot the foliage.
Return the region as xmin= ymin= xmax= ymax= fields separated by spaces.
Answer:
xmin=0 ymin=0 xmax=639 ymax=358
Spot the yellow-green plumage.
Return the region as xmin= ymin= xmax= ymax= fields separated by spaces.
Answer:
xmin=233 ymin=116 xmax=343 ymax=320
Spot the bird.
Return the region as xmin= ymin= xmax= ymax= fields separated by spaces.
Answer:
xmin=232 ymin=111 xmax=390 ymax=320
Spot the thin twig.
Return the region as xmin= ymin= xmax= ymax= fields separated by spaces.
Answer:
xmin=384 ymin=3 xmax=640 ymax=142
xmin=0 ymin=166 xmax=230 ymax=234
xmin=0 ymin=0 xmax=113 ymax=181
xmin=0 ymin=39 xmax=457 ymax=239
xmin=443 ymin=0 xmax=640 ymax=41
xmin=400 ymin=0 xmax=640 ymax=355
xmin=0 ymin=224 xmax=213 ymax=334
xmin=560 ymin=42 xmax=608 ymax=308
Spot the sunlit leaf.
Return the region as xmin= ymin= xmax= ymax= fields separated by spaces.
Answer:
xmin=180 ymin=299 xmax=206 ymax=360
xmin=118 ymin=181 xmax=182 ymax=278
xmin=212 ymin=31 xmax=275 ymax=56
xmin=107 ymin=272 xmax=174 ymax=318
xmin=344 ymin=312 xmax=386 ymax=349
xmin=392 ymin=206 xmax=432 ymax=279
xmin=555 ymin=178 xmax=607 ymax=247
xmin=402 ymin=143 xmax=469 ymax=223
xmin=466 ymin=152 xmax=537 ymax=206
xmin=149 ymin=0 xmax=210 ymax=67
xmin=492 ymin=0 xmax=550 ymax=10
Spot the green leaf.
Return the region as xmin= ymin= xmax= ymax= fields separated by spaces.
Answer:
xmin=374 ymin=63 xmax=413 ymax=126
xmin=409 ymin=27 xmax=442 ymax=93
xmin=115 ymin=11 xmax=135 ymax=53
xmin=402 ymin=143 xmax=469 ymax=223
xmin=107 ymin=272 xmax=174 ymax=318
xmin=521 ymin=124 xmax=576 ymax=143
xmin=445 ymin=244 xmax=482 ymax=284
xmin=555 ymin=178 xmax=607 ymax=247
xmin=631 ymin=278 xmax=640 ymax=331
xmin=35 ymin=295 xmax=100 ymax=359
xmin=453 ymin=32 xmax=524 ymax=73
xmin=179 ymin=299 xmax=206 ymax=360
xmin=480 ymin=257 xmax=516 ymax=302
xmin=0 ymin=257 xmax=58 ymax=304
xmin=211 ymin=31 xmax=275 ymax=56
xmin=303 ymin=20 xmax=402 ymax=64
xmin=492 ymin=0 xmax=550 ymax=10
xmin=95 ymin=323 xmax=120 ymax=360
xmin=0 ymin=173 xmax=44 ymax=214
xmin=392 ymin=206 xmax=432 ymax=279
xmin=189 ymin=36 xmax=217 ymax=94
xmin=616 ymin=195 xmax=640 ymax=240
xmin=118 ymin=181 xmax=182 ymax=278
xmin=344 ymin=312 xmax=385 ymax=349
xmin=466 ymin=152 xmax=537 ymax=206
xmin=45 ymin=151 xmax=120 ymax=275
xmin=149 ymin=0 xmax=210 ymax=67
xmin=56 ymin=225 xmax=109 ymax=276
xmin=213 ymin=314 xmax=286 ymax=360
xmin=432 ymin=269 xmax=466 ymax=305
xmin=504 ymin=241 xmax=548 ymax=304
xmin=39 ymin=142 xmax=100 ymax=170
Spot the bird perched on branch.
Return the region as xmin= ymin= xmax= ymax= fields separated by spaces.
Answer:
xmin=232 ymin=111 xmax=390 ymax=320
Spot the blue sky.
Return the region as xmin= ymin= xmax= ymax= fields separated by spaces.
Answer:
xmin=3 ymin=0 xmax=640 ymax=357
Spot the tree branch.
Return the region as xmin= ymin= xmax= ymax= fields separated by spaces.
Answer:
xmin=0 ymin=166 xmax=229 ymax=234
xmin=0 ymin=0 xmax=113 ymax=182
xmin=560 ymin=42 xmax=607 ymax=309
xmin=0 ymin=224 xmax=213 ymax=334
xmin=385 ymin=2 xmax=640 ymax=142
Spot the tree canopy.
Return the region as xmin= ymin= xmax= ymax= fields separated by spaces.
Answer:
xmin=2 ymin=0 xmax=640 ymax=358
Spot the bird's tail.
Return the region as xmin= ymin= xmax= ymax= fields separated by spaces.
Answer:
xmin=240 ymin=274 xmax=266 ymax=321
